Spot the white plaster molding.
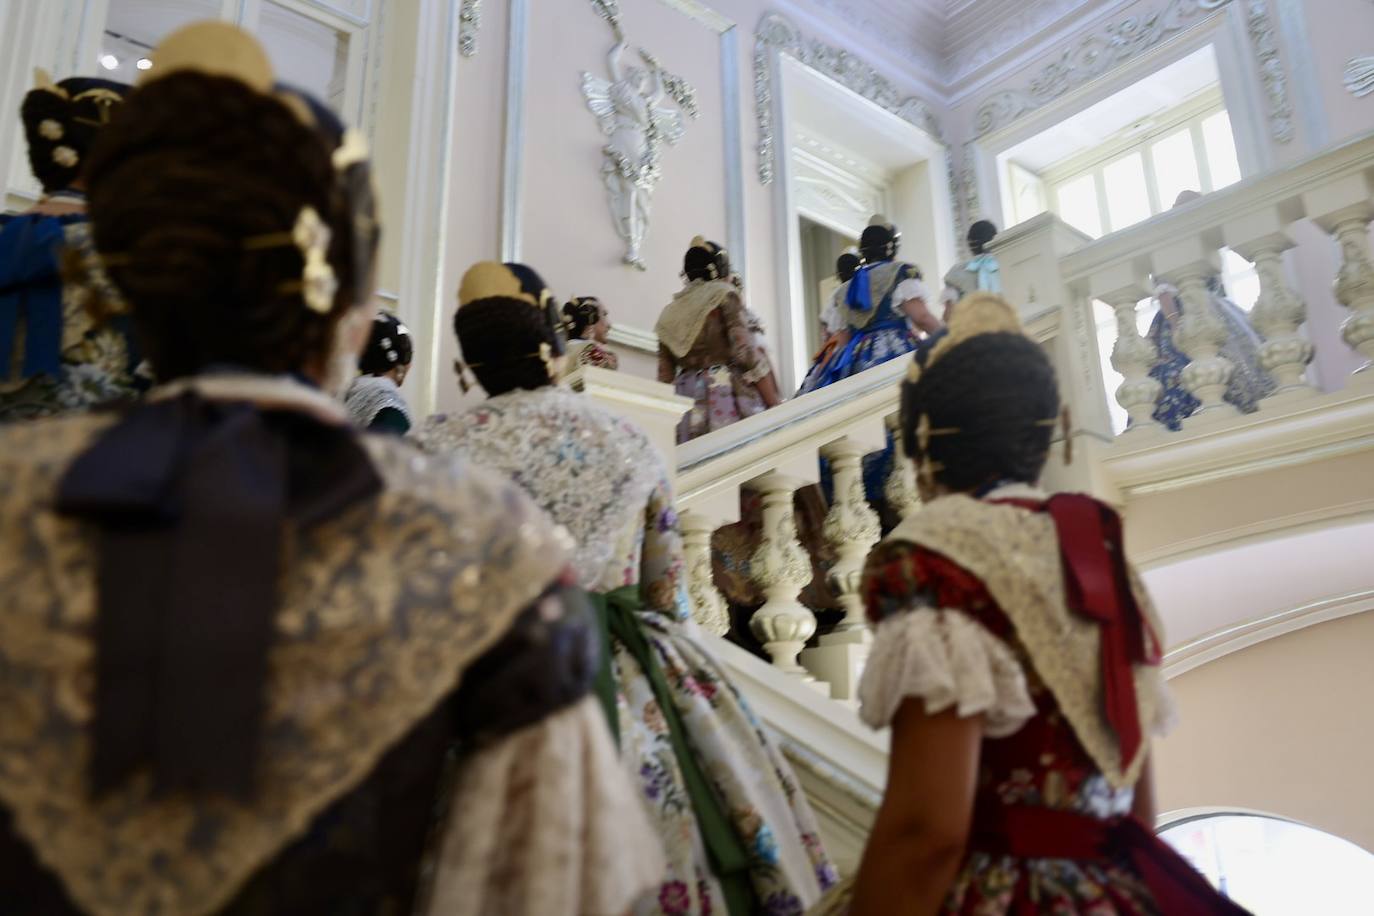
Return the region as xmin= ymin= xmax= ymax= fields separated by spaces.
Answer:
xmin=458 ymin=0 xmax=481 ymax=57
xmin=1162 ymin=590 xmax=1374 ymax=678
xmin=1348 ymin=57 xmax=1374 ymax=98
xmin=1240 ymin=0 xmax=1293 ymax=143
xmin=606 ymin=323 xmax=659 ymax=353
xmin=1131 ymin=498 xmax=1374 ymax=568
xmin=973 ymin=0 xmax=1233 ymax=137
xmin=944 ymin=0 xmax=1100 ymax=86
xmin=753 ymin=11 xmax=943 ymax=186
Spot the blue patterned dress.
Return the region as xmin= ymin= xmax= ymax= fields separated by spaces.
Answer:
xmin=796 ymin=260 xmax=921 ymax=396
xmin=1147 ymin=277 xmax=1276 ymax=431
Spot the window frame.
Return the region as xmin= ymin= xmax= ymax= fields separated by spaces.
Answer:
xmin=1042 ymin=87 xmax=1234 ymax=238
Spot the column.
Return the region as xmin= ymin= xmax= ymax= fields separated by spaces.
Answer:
xmin=1172 ymin=267 xmax=1238 ymax=422
xmin=801 ymin=439 xmax=882 ymax=703
xmin=679 ymin=509 xmax=729 ymax=637
xmin=746 ymin=472 xmax=819 ymax=680
xmin=1330 ymin=216 xmax=1374 ymax=376
xmin=1242 ymin=237 xmax=1315 ymax=400
xmin=1099 ymin=273 xmax=1162 ymax=433
xmin=883 ymin=415 xmax=922 ymax=521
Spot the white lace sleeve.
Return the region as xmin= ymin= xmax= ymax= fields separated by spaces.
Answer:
xmin=894 ymin=277 xmax=930 ymax=303
xmin=857 ymin=607 xmax=1036 ymax=737
xmin=425 ymin=696 xmax=665 ymax=916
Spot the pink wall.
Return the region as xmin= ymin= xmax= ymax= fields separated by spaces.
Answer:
xmin=429 ymin=0 xmax=948 ymax=413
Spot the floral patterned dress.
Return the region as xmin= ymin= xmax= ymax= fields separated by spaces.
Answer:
xmin=420 ymin=387 xmax=836 ymax=916
xmin=656 ymin=279 xmax=775 ymax=443
xmin=812 ymin=485 xmax=1247 ymax=915
xmin=1147 ymin=277 xmax=1276 ymax=431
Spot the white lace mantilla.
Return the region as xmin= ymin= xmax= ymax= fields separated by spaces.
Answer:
xmin=858 ymin=607 xmax=1035 ymax=736
xmin=654 ymin=279 xmax=736 ymax=357
xmin=344 ymin=374 xmax=412 ymax=428
xmin=418 ymin=387 xmax=661 ymax=587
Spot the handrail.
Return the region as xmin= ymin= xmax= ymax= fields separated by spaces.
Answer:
xmin=1059 ymin=130 xmax=1374 ymax=283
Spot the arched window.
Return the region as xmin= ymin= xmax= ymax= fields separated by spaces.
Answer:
xmin=1160 ymin=812 xmax=1374 ymax=914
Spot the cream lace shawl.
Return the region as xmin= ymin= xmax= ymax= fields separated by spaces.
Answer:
xmin=884 ymin=489 xmax=1169 ymax=788
xmin=654 ymin=279 xmax=737 ymax=358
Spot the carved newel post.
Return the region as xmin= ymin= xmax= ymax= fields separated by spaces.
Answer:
xmin=679 ymin=509 xmax=729 ymax=637
xmin=747 ymin=473 xmax=816 ymax=677
xmin=883 ymin=415 xmax=922 ymax=521
xmin=1331 ymin=216 xmax=1374 ymax=375
xmin=1172 ymin=269 xmax=1237 ymax=420
xmin=1243 ymin=237 xmax=1315 ymax=399
xmin=1106 ymin=291 xmax=1163 ymax=432
xmin=820 ymin=439 xmax=881 ymax=631
xmin=799 ymin=440 xmax=882 ymax=702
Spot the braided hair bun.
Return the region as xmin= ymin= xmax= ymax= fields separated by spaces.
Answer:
xmin=84 ymin=25 xmax=379 ymax=382
xmin=836 ymin=250 xmax=861 ymax=283
xmin=21 ymin=74 xmax=129 ymax=193
xmin=455 ymin=261 xmax=565 ymax=395
xmin=683 ymin=236 xmax=730 ymax=282
xmin=562 ymin=297 xmax=604 ymax=339
xmin=358 ymin=311 xmax=413 ymax=376
xmin=900 ymin=294 xmax=1059 ymax=493
xmin=860 ymin=215 xmax=900 ymax=262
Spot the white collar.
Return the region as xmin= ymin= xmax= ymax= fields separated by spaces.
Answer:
xmin=149 ymin=373 xmax=348 ymax=424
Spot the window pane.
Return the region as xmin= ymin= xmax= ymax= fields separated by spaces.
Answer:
xmin=1221 ymin=248 xmax=1261 ymax=311
xmin=1010 ymin=163 xmax=1048 ymax=225
xmin=1203 ymin=111 xmax=1242 ymax=189
xmin=1151 ymin=129 xmax=1201 ymax=208
xmin=1056 ymin=174 xmax=1102 ymax=238
xmin=258 ymin=1 xmax=351 ymax=112
xmin=1103 ymin=153 xmax=1151 ymax=231
xmin=103 ymin=0 xmax=223 ymax=81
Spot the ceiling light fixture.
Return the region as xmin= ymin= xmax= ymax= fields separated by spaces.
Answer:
xmin=99 ymin=53 xmax=119 ymax=70
xmin=136 ymin=57 xmax=152 ymax=70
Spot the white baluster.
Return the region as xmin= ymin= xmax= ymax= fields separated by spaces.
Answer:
xmin=1331 ymin=216 xmax=1374 ymax=375
xmin=747 ymin=472 xmax=817 ymax=678
xmin=1105 ymin=290 xmax=1163 ymax=433
xmin=883 ymin=415 xmax=922 ymax=521
xmin=1245 ymin=239 xmax=1315 ymax=400
xmin=1172 ymin=268 xmax=1238 ymax=421
xmin=679 ymin=509 xmax=729 ymax=637
xmin=820 ymin=439 xmax=881 ymax=632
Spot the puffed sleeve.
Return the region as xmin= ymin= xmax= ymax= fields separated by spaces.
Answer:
xmin=893 ymin=276 xmax=930 ymax=304
xmin=856 ymin=543 xmax=1035 ymax=736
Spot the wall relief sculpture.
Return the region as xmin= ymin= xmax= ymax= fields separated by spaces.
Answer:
xmin=1347 ymin=0 xmax=1374 ymax=98
xmin=581 ymin=0 xmax=699 ymax=270
xmin=753 ymin=11 xmax=942 ymax=186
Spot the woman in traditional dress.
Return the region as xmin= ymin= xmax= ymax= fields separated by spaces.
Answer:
xmin=657 ymin=237 xmax=781 ymax=442
xmin=0 ymin=24 xmax=662 ymax=916
xmin=796 ymin=216 xmax=940 ymax=396
xmin=815 ymin=294 xmax=1249 ymax=915
xmin=421 ymin=261 xmax=837 ymax=916
xmin=344 ymin=309 xmax=413 ymax=434
xmin=940 ymin=220 xmax=1001 ymax=317
xmin=0 ymin=70 xmax=143 ymax=421
xmin=1147 ymin=192 xmax=1275 ymax=430
xmin=558 ymin=295 xmax=620 ymax=382
xmin=798 ymin=250 xmax=863 ymax=393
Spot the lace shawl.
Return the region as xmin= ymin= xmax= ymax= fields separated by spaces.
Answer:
xmin=837 ymin=260 xmax=907 ymax=330
xmin=418 ymin=387 xmax=663 ymax=588
xmin=654 ymin=279 xmax=737 ymax=358
xmin=884 ymin=489 xmax=1169 ymax=789
xmin=344 ymin=374 xmax=412 ymax=429
xmin=0 ymin=405 xmax=569 ymax=916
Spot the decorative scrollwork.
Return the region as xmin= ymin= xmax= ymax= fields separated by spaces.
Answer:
xmin=458 ymin=0 xmax=481 ymax=58
xmin=974 ymin=0 xmax=1232 ymax=136
xmin=1244 ymin=0 xmax=1294 ymax=143
xmin=753 ymin=11 xmax=943 ymax=185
